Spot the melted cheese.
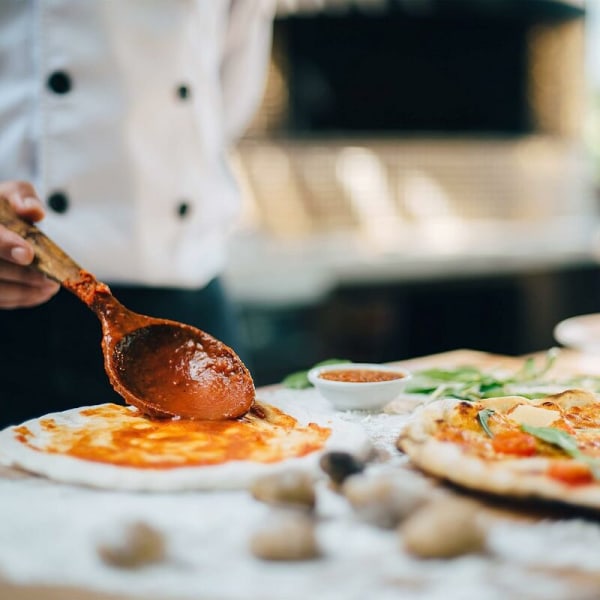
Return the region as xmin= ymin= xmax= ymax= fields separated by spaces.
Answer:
xmin=507 ymin=404 xmax=560 ymax=428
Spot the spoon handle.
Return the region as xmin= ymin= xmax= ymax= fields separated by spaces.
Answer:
xmin=0 ymin=196 xmax=83 ymax=283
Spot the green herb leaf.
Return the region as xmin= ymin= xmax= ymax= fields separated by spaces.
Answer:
xmin=405 ymin=367 xmax=504 ymax=401
xmin=513 ymin=347 xmax=559 ymax=382
xmin=313 ymin=358 xmax=351 ymax=368
xmin=478 ymin=408 xmax=495 ymax=438
xmin=522 ymin=424 xmax=600 ymax=480
xmin=520 ymin=424 xmax=580 ymax=455
xmin=281 ymin=371 xmax=312 ymax=390
xmin=412 ymin=366 xmax=484 ymax=383
xmin=406 ymin=348 xmax=568 ymax=402
xmin=281 ymin=359 xmax=351 ymax=389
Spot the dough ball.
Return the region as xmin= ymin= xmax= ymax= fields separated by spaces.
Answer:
xmin=342 ymin=472 xmax=429 ymax=529
xmin=250 ymin=469 xmax=316 ymax=510
xmin=250 ymin=511 xmax=320 ymax=561
xmin=400 ymin=497 xmax=486 ymax=559
xmin=97 ymin=521 xmax=166 ymax=568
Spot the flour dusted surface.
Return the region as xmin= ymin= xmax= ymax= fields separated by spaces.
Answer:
xmin=0 ymin=388 xmax=599 ymax=599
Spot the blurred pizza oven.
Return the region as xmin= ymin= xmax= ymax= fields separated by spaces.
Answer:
xmin=234 ymin=136 xmax=590 ymax=243
xmin=234 ymin=0 xmax=592 ymax=244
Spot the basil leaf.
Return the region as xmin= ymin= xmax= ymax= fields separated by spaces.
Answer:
xmin=478 ymin=408 xmax=495 ymax=438
xmin=281 ymin=371 xmax=312 ymax=390
xmin=313 ymin=358 xmax=351 ymax=368
xmin=520 ymin=425 xmax=580 ymax=455
xmin=281 ymin=359 xmax=351 ymax=389
xmin=403 ymin=383 xmax=440 ymax=394
xmin=514 ymin=357 xmax=537 ymax=381
xmin=408 ymin=348 xmax=566 ymax=401
xmin=522 ymin=424 xmax=600 ymax=480
xmin=512 ymin=347 xmax=558 ymax=382
xmin=480 ymin=383 xmax=505 ymax=396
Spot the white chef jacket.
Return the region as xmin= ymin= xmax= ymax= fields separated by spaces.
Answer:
xmin=0 ymin=0 xmax=273 ymax=287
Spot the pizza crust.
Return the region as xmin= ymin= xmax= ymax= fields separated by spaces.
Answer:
xmin=0 ymin=390 xmax=371 ymax=492
xmin=398 ymin=391 xmax=600 ymax=510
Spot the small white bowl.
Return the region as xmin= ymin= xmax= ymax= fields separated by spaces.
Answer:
xmin=307 ymin=363 xmax=412 ymax=411
xmin=554 ymin=313 xmax=600 ymax=353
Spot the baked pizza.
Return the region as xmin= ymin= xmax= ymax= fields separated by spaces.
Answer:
xmin=398 ymin=389 xmax=600 ymax=509
xmin=0 ymin=391 xmax=369 ymax=491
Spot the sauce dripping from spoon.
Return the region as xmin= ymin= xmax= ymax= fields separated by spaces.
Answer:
xmin=0 ymin=198 xmax=255 ymax=420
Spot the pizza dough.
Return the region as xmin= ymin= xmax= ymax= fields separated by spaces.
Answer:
xmin=398 ymin=389 xmax=600 ymax=510
xmin=0 ymin=389 xmax=370 ymax=491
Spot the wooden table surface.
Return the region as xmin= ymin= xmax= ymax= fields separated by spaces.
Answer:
xmin=2 ymin=349 xmax=600 ymax=600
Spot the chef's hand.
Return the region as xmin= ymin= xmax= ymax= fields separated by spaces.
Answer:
xmin=0 ymin=181 xmax=60 ymax=309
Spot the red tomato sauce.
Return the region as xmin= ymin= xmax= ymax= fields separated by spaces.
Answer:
xmin=319 ymin=369 xmax=404 ymax=383
xmin=15 ymin=403 xmax=331 ymax=470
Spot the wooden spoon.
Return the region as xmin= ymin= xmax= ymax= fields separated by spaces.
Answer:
xmin=0 ymin=198 xmax=255 ymax=420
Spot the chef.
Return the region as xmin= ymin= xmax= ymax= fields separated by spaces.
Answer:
xmin=0 ymin=0 xmax=274 ymax=426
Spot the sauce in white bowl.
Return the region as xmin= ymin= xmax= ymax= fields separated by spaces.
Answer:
xmin=308 ymin=363 xmax=411 ymax=411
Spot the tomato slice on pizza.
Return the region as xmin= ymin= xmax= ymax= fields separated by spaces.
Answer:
xmin=398 ymin=389 xmax=600 ymax=509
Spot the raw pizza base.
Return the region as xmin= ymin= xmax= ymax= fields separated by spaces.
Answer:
xmin=398 ymin=390 xmax=600 ymax=510
xmin=0 ymin=389 xmax=370 ymax=492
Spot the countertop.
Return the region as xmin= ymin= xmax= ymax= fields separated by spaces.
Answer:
xmin=2 ymin=350 xmax=600 ymax=600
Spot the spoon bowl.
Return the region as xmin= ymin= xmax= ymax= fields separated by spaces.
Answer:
xmin=0 ymin=198 xmax=255 ymax=420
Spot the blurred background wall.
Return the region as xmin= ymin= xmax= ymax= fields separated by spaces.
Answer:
xmin=223 ymin=0 xmax=600 ymax=385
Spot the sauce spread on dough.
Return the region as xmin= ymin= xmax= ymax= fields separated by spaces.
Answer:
xmin=320 ymin=369 xmax=404 ymax=383
xmin=14 ymin=403 xmax=331 ymax=469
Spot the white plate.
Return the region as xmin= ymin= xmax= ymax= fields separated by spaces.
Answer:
xmin=554 ymin=313 xmax=600 ymax=353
